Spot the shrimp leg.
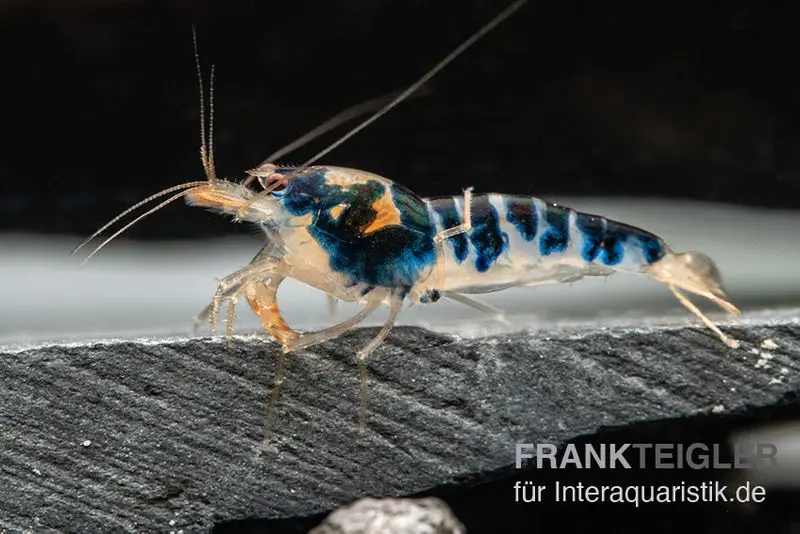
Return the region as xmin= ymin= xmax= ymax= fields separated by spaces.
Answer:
xmin=239 ymin=275 xmax=296 ymax=444
xmin=441 ymin=291 xmax=509 ymax=324
xmin=246 ymin=282 xmax=383 ymax=441
xmin=668 ymin=285 xmax=740 ymax=349
xmin=326 ymin=294 xmax=339 ymax=321
xmin=355 ymin=292 xmax=406 ymax=432
xmin=284 ymin=300 xmax=383 ymax=354
xmin=194 ymin=253 xmax=297 ymax=345
xmin=241 ymin=269 xmax=298 ymax=346
xmin=191 ymin=242 xmax=280 ymax=335
xmin=255 ymin=297 xmax=384 ymax=441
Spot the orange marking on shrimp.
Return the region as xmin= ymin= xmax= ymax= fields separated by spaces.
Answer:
xmin=363 ymin=191 xmax=402 ymax=234
xmin=245 ymin=279 xmax=300 ymax=346
xmin=329 ymin=205 xmax=346 ymax=221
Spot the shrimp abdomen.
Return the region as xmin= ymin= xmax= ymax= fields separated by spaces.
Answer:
xmin=426 ymin=193 xmax=669 ymax=292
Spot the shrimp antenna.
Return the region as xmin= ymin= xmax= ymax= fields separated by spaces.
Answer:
xmin=243 ymin=83 xmax=435 ymax=186
xmin=76 ymin=185 xmax=210 ymax=266
xmin=70 ymin=180 xmax=211 ymax=257
xmin=72 ymin=26 xmax=219 ymax=261
xmin=193 ymin=25 xmax=217 ymax=184
xmin=297 ymin=0 xmax=530 ymax=171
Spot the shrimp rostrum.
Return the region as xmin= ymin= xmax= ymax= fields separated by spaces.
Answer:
xmin=74 ymin=0 xmax=741 ymax=440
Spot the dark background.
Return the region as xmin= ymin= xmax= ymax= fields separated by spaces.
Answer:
xmin=2 ymin=1 xmax=799 ymax=532
xmin=2 ymin=0 xmax=799 ymax=242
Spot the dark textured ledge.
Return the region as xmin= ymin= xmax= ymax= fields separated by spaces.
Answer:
xmin=1 ymin=311 xmax=798 ymax=532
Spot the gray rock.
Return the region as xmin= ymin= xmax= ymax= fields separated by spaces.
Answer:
xmin=0 ymin=309 xmax=797 ymax=531
xmin=308 ymin=497 xmax=464 ymax=534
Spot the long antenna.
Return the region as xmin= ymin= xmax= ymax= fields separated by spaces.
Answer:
xmin=297 ymin=0 xmax=530 ymax=170
xmin=73 ymin=27 xmax=216 ymax=261
xmin=262 ymin=87 xmax=430 ymax=165
xmin=193 ymin=25 xmax=217 ymax=183
xmin=243 ymin=83 xmax=434 ymax=187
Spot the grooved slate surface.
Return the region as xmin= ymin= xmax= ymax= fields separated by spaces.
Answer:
xmin=1 ymin=311 xmax=798 ymax=532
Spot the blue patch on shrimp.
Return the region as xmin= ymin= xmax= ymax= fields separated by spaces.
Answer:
xmin=574 ymin=213 xmax=605 ymax=262
xmin=282 ymin=168 xmax=437 ymax=289
xmin=599 ymin=230 xmax=626 ymax=266
xmin=574 ymin=213 xmax=625 ymax=266
xmin=505 ymin=196 xmax=538 ymax=241
xmin=603 ymin=220 xmax=666 ymax=266
xmin=428 ymin=197 xmax=469 ymax=263
xmin=540 ymin=204 xmax=569 ymax=256
xmin=638 ymin=235 xmax=666 ymax=264
xmin=419 ymin=289 xmax=441 ymax=303
xmin=468 ymin=196 xmax=508 ymax=273
xmin=576 ymin=214 xmax=666 ymax=266
xmin=282 ymin=168 xmax=348 ymax=214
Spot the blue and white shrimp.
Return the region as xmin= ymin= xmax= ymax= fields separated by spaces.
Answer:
xmin=74 ymin=0 xmax=740 ymax=438
xmin=185 ymin=160 xmax=741 ymax=435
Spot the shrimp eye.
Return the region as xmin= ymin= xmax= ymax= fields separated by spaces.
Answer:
xmin=259 ymin=172 xmax=288 ymax=195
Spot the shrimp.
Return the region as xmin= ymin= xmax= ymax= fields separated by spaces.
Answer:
xmin=189 ymin=169 xmax=740 ymax=437
xmin=74 ymin=0 xmax=741 ymax=443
